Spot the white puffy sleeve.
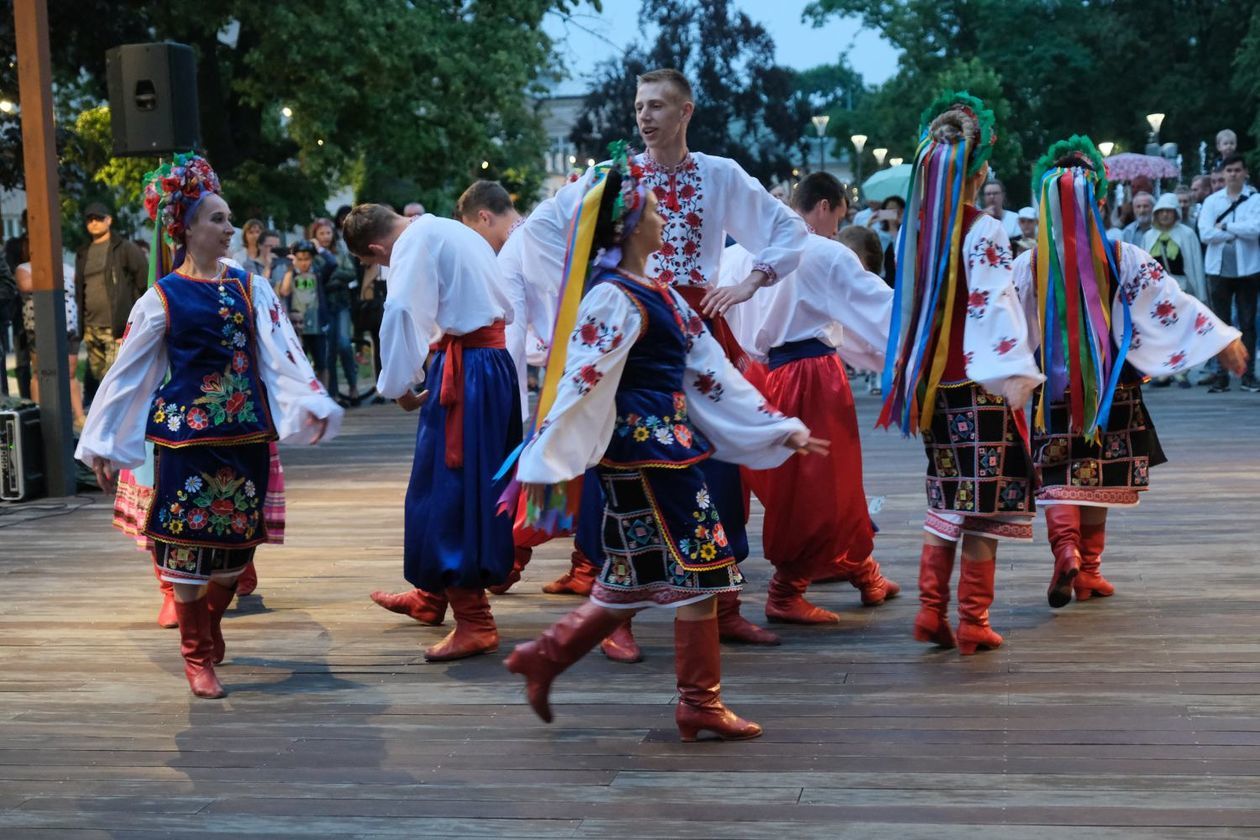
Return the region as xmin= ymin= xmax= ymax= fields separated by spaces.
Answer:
xmin=515 ymin=282 xmax=640 ymax=484
xmin=251 ymin=276 xmax=344 ymax=444
xmin=715 ymin=158 xmax=809 ymax=283
xmin=1010 ymin=250 xmax=1042 ymax=352
xmin=960 ymin=217 xmax=1044 ymax=394
xmin=376 ymin=226 xmax=438 ymax=400
xmin=74 ymin=290 xmax=168 ymax=471
xmin=1116 ymin=242 xmax=1240 ymax=376
xmin=676 ymin=290 xmax=807 ymax=469
xmin=820 ymin=245 xmax=893 ymax=373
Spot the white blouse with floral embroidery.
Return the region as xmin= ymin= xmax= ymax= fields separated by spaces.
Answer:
xmin=944 ymin=213 xmax=1044 ymax=394
xmin=515 ymin=274 xmax=808 ymax=485
xmin=1011 ymin=241 xmax=1240 ymax=376
xmin=75 ymin=265 xmax=344 ymax=473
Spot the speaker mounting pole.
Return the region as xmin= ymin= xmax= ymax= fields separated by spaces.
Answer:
xmin=14 ymin=0 xmax=76 ymax=497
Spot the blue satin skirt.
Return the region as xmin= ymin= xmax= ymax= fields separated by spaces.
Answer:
xmin=403 ymin=347 xmax=522 ymax=592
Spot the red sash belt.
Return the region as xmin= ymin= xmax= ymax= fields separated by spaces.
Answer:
xmin=674 ymin=286 xmax=751 ymax=372
xmin=430 ymin=321 xmax=506 ymax=468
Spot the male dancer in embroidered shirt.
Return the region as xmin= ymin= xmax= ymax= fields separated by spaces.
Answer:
xmin=723 ymin=172 xmax=900 ymax=622
xmin=345 ymin=204 xmax=522 ymax=662
xmin=517 ymin=67 xmax=811 ymax=656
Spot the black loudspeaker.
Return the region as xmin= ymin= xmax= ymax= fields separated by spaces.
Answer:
xmin=105 ymin=42 xmax=201 ymax=157
xmin=1 ymin=405 xmax=43 ymax=501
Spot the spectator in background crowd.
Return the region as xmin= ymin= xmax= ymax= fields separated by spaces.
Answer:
xmin=403 ymin=202 xmax=426 ymax=218
xmin=258 ymin=229 xmax=289 ymax=291
xmin=769 ymin=182 xmax=790 ymax=204
xmin=1198 ymin=153 xmax=1260 ymax=393
xmin=231 ymin=218 xmax=265 ymax=273
xmin=981 ymin=178 xmax=1021 ymax=239
xmin=1012 ymin=206 xmax=1038 ymax=256
xmin=1190 ymin=175 xmax=1213 ymax=228
xmin=0 ymin=257 xmax=16 ymax=396
xmin=5 ymin=210 xmax=31 ymax=398
xmin=15 ymin=259 xmax=86 ymax=426
xmin=867 ymin=195 xmax=904 ymax=287
xmin=1210 ymin=166 xmax=1226 ymax=194
xmin=1212 ymin=129 xmax=1237 ymax=171
xmin=310 ymin=218 xmax=359 ymax=406
xmin=1122 ymin=191 xmax=1155 ymax=246
xmin=852 ymin=198 xmax=880 ymax=228
xmin=1145 ymin=192 xmax=1207 ymax=390
xmin=282 ymin=240 xmax=328 ymax=388
xmin=74 ymin=201 xmax=147 ymax=403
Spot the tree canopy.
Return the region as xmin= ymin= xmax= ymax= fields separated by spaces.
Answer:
xmin=0 ymin=0 xmax=592 ymax=244
xmin=806 ymin=0 xmax=1260 ymax=204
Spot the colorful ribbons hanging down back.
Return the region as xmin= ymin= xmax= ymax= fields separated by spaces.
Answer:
xmin=1032 ymin=166 xmax=1129 ymax=441
xmin=494 ymin=164 xmax=612 ymax=534
xmin=878 ymin=133 xmax=973 ymax=436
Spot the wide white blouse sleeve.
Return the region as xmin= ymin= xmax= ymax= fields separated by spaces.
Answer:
xmin=74 ymin=290 xmax=168 ymax=471
xmin=960 ymin=217 xmax=1044 ymax=394
xmin=376 ymin=227 xmax=439 ymax=400
xmin=675 ymin=290 xmax=807 ymax=470
xmin=1116 ymin=242 xmax=1240 ymax=375
xmin=715 ymin=158 xmax=809 ymax=283
xmin=251 ymin=276 xmax=344 ymax=444
xmin=515 ymin=283 xmax=640 ymax=484
xmin=819 ymin=245 xmax=893 ymax=373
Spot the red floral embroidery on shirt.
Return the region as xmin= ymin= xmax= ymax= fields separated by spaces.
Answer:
xmin=968 ymin=236 xmax=1012 ymax=270
xmin=642 ymin=154 xmax=705 ymax=288
xmin=693 ymin=370 xmax=725 ymax=402
xmin=967 ymin=289 xmax=990 ymax=319
xmin=573 ymin=316 xmax=624 ymax=354
xmin=1194 ymin=311 xmax=1214 ymax=335
xmin=994 ymin=337 xmax=1017 ymax=355
xmin=1167 ymin=350 xmax=1187 ymax=370
xmin=570 ymin=363 xmax=603 ymax=396
xmin=1151 ymin=299 xmax=1178 ymax=326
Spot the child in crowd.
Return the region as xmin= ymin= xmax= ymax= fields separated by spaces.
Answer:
xmin=283 ymin=240 xmax=327 ymax=385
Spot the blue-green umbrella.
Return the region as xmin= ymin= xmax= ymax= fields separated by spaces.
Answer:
xmin=861 ymin=163 xmax=912 ymax=202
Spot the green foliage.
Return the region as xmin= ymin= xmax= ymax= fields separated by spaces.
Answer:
xmin=570 ymin=0 xmax=811 ymax=185
xmin=807 ymin=0 xmax=1260 ymax=204
xmin=0 ymin=0 xmax=592 ymax=229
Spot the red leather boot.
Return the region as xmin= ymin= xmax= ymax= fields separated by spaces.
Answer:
xmin=235 ymin=560 xmax=258 ymax=597
xmin=765 ymin=564 xmax=839 ymax=624
xmin=541 ymin=546 xmax=598 ymax=595
xmin=489 ymin=546 xmax=532 ymax=595
xmin=913 ymin=542 xmax=957 ymax=648
xmin=370 ymin=588 xmax=448 ymax=625
xmin=505 ymin=602 xmax=630 ymax=722
xmin=204 ymin=580 xmax=237 ymax=665
xmin=956 ymin=557 xmax=1002 ymax=656
xmin=424 ymin=588 xmax=499 ymax=662
xmin=716 ymin=591 xmax=781 ymax=645
xmin=1044 ymin=505 xmax=1082 ymax=608
xmin=838 ymin=554 xmax=902 ymax=606
xmin=174 ymin=597 xmax=226 ymax=699
xmin=600 ymin=617 xmax=643 ymax=663
xmin=1076 ymin=516 xmax=1116 ymax=600
xmin=154 ymin=564 xmax=178 ymax=629
xmin=674 ymin=615 xmax=763 ymax=742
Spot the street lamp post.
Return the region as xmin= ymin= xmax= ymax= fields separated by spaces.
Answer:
xmin=1098 ymin=141 xmax=1115 ymax=157
xmin=873 ymin=147 xmax=888 ymax=167
xmin=851 ymin=134 xmax=867 ymax=197
xmin=811 ymin=114 xmax=830 ymax=174
xmin=1145 ymin=113 xmax=1165 ymax=156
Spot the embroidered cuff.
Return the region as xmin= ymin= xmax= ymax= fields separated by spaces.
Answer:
xmin=751 ymin=262 xmax=779 ymax=286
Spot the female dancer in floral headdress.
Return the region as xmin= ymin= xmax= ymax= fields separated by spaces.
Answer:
xmin=1015 ymin=137 xmax=1246 ymax=607
xmin=504 ymin=143 xmax=826 ymax=740
xmin=878 ymin=92 xmax=1044 ymax=655
xmin=77 ymin=154 xmax=342 ymax=698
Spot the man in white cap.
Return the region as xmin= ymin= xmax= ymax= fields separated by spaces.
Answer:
xmin=1012 ymin=206 xmax=1038 ymax=256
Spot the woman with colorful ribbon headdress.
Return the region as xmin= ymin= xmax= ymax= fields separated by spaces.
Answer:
xmin=504 ymin=142 xmax=826 ymax=742
xmin=1013 ymin=137 xmax=1245 ymax=609
xmin=76 ymin=153 xmax=343 ymax=699
xmin=878 ymin=91 xmax=1044 ymax=656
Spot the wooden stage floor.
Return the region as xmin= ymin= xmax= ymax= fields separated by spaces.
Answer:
xmin=2 ymin=385 xmax=1259 ymax=838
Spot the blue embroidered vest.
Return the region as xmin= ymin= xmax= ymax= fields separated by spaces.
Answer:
xmin=598 ymin=270 xmax=712 ymax=468
xmin=146 ymin=267 xmax=276 ymax=447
